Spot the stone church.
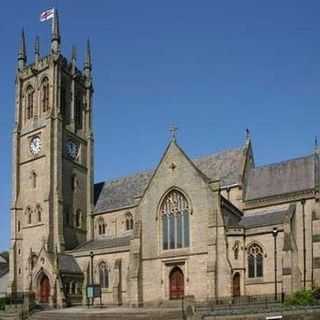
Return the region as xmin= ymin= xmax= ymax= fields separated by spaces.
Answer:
xmin=7 ymin=11 xmax=320 ymax=308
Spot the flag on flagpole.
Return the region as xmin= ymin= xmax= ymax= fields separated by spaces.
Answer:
xmin=40 ymin=8 xmax=55 ymax=22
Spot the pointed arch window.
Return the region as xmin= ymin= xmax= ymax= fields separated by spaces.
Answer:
xmin=41 ymin=77 xmax=50 ymax=112
xmin=32 ymin=171 xmax=37 ymax=188
xmin=71 ymin=174 xmax=77 ymax=192
xmin=36 ymin=204 xmax=42 ymax=223
xmin=247 ymin=243 xmax=264 ymax=278
xmin=98 ymin=262 xmax=109 ymax=288
xmin=97 ymin=217 xmax=106 ymax=235
xmin=75 ymin=209 xmax=82 ymax=228
xmin=125 ymin=212 xmax=134 ymax=231
xmin=26 ymin=86 xmax=34 ymax=120
xmin=31 ymin=254 xmax=38 ymax=270
xmin=160 ymin=190 xmax=190 ymax=250
xmin=75 ymin=96 xmax=83 ymax=129
xmin=25 ymin=207 xmax=32 ymax=225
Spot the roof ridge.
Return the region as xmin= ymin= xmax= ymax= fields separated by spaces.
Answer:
xmin=95 ymin=146 xmax=243 ymax=186
xmin=252 ymin=153 xmax=313 ymax=171
xmin=193 ymin=146 xmax=243 ymax=162
xmin=95 ymin=169 xmax=153 ymax=186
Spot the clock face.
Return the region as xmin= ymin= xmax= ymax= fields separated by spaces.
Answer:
xmin=30 ymin=136 xmax=41 ymax=155
xmin=66 ymin=140 xmax=79 ymax=160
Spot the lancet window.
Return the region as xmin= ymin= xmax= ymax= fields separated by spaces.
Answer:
xmin=25 ymin=207 xmax=32 ymax=225
xmin=97 ymin=217 xmax=106 ymax=235
xmin=26 ymin=86 xmax=34 ymax=120
xmin=126 ymin=212 xmax=134 ymax=231
xmin=247 ymin=243 xmax=264 ymax=278
xmin=36 ymin=204 xmax=42 ymax=223
xmin=41 ymin=77 xmax=50 ymax=112
xmin=98 ymin=262 xmax=109 ymax=288
xmin=75 ymin=209 xmax=82 ymax=228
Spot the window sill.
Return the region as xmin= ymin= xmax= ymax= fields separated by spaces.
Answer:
xmin=160 ymin=248 xmax=190 ymax=257
xmin=101 ymin=288 xmax=112 ymax=294
xmin=245 ymin=277 xmax=264 ymax=285
xmin=23 ymin=223 xmax=44 ymax=229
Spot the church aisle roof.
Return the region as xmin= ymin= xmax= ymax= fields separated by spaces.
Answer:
xmin=58 ymin=254 xmax=82 ymax=274
xmin=94 ymin=147 xmax=245 ymax=214
xmin=245 ymin=155 xmax=314 ymax=201
xmin=72 ymin=235 xmax=133 ymax=252
xmin=239 ymin=209 xmax=287 ymax=228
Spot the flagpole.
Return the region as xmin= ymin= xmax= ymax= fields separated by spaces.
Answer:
xmin=52 ymin=8 xmax=55 ymax=33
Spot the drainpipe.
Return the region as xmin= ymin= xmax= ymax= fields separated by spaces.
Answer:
xmin=301 ymin=199 xmax=306 ymax=289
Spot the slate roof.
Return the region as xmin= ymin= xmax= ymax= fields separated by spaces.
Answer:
xmin=0 ymin=254 xmax=9 ymax=278
xmin=94 ymin=147 xmax=244 ymax=213
xmin=239 ymin=210 xmax=288 ymax=229
xmin=58 ymin=254 xmax=82 ymax=274
xmin=245 ymin=155 xmax=314 ymax=200
xmin=73 ymin=235 xmax=132 ymax=252
xmin=94 ymin=171 xmax=153 ymax=213
xmin=0 ymin=263 xmax=9 ymax=278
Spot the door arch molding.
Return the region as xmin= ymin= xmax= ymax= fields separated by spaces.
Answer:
xmin=232 ymin=272 xmax=241 ymax=297
xmin=169 ymin=266 xmax=184 ymax=299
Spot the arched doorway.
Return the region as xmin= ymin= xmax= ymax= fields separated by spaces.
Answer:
xmin=232 ymin=272 xmax=240 ymax=297
xmin=39 ymin=274 xmax=50 ymax=303
xmin=169 ymin=267 xmax=184 ymax=299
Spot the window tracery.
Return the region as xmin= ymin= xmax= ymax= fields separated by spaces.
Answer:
xmin=247 ymin=243 xmax=264 ymax=278
xmin=160 ymin=189 xmax=190 ymax=250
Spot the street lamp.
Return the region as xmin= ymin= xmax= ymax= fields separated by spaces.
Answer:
xmin=89 ymin=251 xmax=94 ymax=306
xmin=90 ymin=251 xmax=94 ymax=285
xmin=272 ymin=227 xmax=279 ymax=301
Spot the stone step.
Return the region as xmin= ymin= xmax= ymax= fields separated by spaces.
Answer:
xmin=0 ymin=311 xmax=20 ymax=320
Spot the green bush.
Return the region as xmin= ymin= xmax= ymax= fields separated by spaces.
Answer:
xmin=285 ymin=289 xmax=316 ymax=306
xmin=0 ymin=297 xmax=6 ymax=311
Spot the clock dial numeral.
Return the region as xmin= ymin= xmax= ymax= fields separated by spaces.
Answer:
xmin=30 ymin=136 xmax=41 ymax=155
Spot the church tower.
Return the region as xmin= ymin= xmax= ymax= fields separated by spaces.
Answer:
xmin=9 ymin=12 xmax=94 ymax=296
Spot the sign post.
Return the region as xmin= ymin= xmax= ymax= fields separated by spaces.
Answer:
xmin=86 ymin=284 xmax=102 ymax=307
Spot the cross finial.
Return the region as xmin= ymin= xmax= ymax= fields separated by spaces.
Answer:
xmin=315 ymin=136 xmax=318 ymax=152
xmin=169 ymin=125 xmax=178 ymax=141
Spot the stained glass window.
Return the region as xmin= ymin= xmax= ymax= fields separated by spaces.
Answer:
xmin=160 ymin=190 xmax=190 ymax=250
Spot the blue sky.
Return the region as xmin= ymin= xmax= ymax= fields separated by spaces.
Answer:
xmin=1 ymin=1 xmax=320 ymax=251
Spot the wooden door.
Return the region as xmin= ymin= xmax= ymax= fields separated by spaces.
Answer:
xmin=232 ymin=273 xmax=240 ymax=297
xmin=169 ymin=267 xmax=184 ymax=299
xmin=40 ymin=275 xmax=50 ymax=303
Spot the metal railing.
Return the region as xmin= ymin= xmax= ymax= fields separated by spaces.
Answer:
xmin=195 ymin=294 xmax=284 ymax=314
xmin=195 ymin=293 xmax=320 ymax=317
